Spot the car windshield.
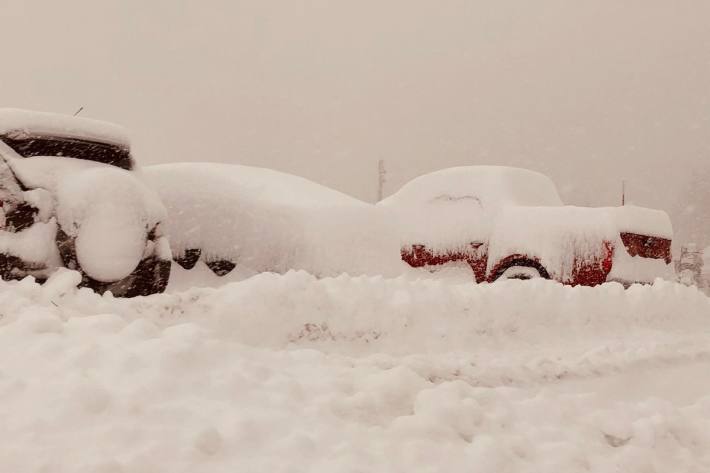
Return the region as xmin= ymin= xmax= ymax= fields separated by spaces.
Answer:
xmin=0 ymin=135 xmax=133 ymax=170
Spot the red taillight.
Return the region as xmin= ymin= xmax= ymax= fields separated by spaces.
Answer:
xmin=602 ymin=240 xmax=614 ymax=273
xmin=620 ymin=232 xmax=672 ymax=264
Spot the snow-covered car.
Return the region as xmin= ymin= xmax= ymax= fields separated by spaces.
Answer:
xmin=144 ymin=163 xmax=403 ymax=279
xmin=379 ymin=166 xmax=674 ymax=286
xmin=0 ymin=109 xmax=171 ymax=296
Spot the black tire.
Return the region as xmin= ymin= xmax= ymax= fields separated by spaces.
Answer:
xmin=205 ymin=259 xmax=236 ymax=276
xmin=489 ymin=257 xmax=551 ymax=282
xmin=174 ymin=248 xmax=202 ymax=270
xmin=56 ymin=227 xmax=171 ymax=297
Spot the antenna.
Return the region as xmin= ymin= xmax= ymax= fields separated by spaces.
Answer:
xmin=73 ymin=106 xmax=84 ymax=116
xmin=621 ymin=180 xmax=626 ymax=206
xmin=377 ymin=159 xmax=386 ymax=202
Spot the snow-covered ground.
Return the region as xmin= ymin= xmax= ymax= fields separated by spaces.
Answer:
xmin=1 ymin=270 xmax=709 ymax=472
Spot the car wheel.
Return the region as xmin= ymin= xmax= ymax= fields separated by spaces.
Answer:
xmin=489 ymin=257 xmax=551 ymax=282
xmin=206 ymin=259 xmax=236 ymax=276
xmin=497 ymin=266 xmax=543 ymax=280
xmin=174 ymin=248 xmax=202 ymax=270
xmin=56 ymin=227 xmax=171 ymax=297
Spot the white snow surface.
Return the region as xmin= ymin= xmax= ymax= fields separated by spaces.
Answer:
xmin=54 ymin=167 xmax=166 ymax=281
xmin=1 ymin=271 xmax=709 ymax=471
xmin=487 ymin=206 xmax=617 ymax=281
xmin=379 ymin=166 xmax=564 ymax=251
xmin=608 ymin=248 xmax=675 ymax=285
xmin=380 ymin=166 xmax=563 ymax=209
xmin=0 ymin=153 xmax=166 ymax=281
xmin=0 ymin=108 xmax=130 ymax=146
xmin=0 ymin=220 xmax=61 ymax=272
xmin=145 ymin=163 xmax=404 ymax=277
xmin=604 ymin=205 xmax=673 ymax=239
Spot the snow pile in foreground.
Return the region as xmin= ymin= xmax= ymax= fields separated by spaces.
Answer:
xmin=1 ymin=272 xmax=710 ymax=472
xmin=145 ymin=163 xmax=404 ymax=277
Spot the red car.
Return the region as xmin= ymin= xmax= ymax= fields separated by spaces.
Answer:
xmin=379 ymin=166 xmax=673 ymax=286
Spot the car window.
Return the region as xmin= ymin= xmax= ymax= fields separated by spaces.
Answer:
xmin=0 ymin=135 xmax=133 ymax=170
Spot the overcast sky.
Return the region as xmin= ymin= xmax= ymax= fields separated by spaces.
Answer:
xmin=2 ymin=0 xmax=709 ymax=243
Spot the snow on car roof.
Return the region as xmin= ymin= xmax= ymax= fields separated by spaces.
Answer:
xmin=0 ymin=108 xmax=130 ymax=147
xmin=380 ymin=166 xmax=563 ymax=209
xmin=602 ymin=205 xmax=673 ymax=239
xmin=379 ymin=166 xmax=564 ymax=252
xmin=172 ymin=162 xmax=369 ymax=208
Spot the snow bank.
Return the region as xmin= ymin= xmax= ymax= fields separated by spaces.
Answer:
xmin=145 ymin=163 xmax=404 ymax=278
xmin=0 ymin=273 xmax=709 ymax=471
xmin=379 ymin=166 xmax=563 ymax=252
xmin=0 ymin=108 xmax=129 ymax=146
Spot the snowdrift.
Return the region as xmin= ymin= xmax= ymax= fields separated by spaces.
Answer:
xmin=144 ymin=163 xmax=404 ymax=278
xmin=1 ymin=273 xmax=709 ymax=471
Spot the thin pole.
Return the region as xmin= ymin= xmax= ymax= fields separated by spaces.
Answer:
xmin=621 ymin=180 xmax=626 ymax=206
xmin=377 ymin=159 xmax=386 ymax=202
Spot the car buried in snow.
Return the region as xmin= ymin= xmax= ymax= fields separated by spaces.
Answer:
xmin=0 ymin=109 xmax=171 ymax=296
xmin=379 ymin=166 xmax=674 ymax=286
xmin=144 ymin=163 xmax=403 ymax=280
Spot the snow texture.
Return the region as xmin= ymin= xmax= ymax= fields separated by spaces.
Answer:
xmin=0 ymin=272 xmax=709 ymax=472
xmin=0 ymin=221 xmax=61 ymax=271
xmin=2 ymin=151 xmax=166 ymax=282
xmin=604 ymin=205 xmax=673 ymax=239
xmin=55 ymin=167 xmax=166 ymax=281
xmin=145 ymin=163 xmax=404 ymax=277
xmin=379 ymin=166 xmax=563 ymax=251
xmin=487 ymin=206 xmax=617 ymax=281
xmin=0 ymin=108 xmax=129 ymax=146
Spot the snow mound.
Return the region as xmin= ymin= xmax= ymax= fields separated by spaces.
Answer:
xmin=379 ymin=166 xmax=563 ymax=251
xmin=0 ymin=108 xmax=129 ymax=146
xmin=0 ymin=274 xmax=709 ymax=471
xmin=145 ymin=163 xmax=404 ymax=278
xmin=56 ymin=167 xmax=166 ymax=281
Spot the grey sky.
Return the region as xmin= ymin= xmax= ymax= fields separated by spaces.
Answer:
xmin=2 ymin=0 xmax=709 ymax=243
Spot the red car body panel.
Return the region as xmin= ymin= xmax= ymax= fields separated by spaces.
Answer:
xmin=402 ymin=239 xmax=615 ymax=286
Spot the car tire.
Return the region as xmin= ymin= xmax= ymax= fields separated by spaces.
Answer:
xmin=56 ymin=227 xmax=171 ymax=297
xmin=489 ymin=257 xmax=551 ymax=282
xmin=496 ymin=266 xmax=543 ymax=280
xmin=174 ymin=248 xmax=202 ymax=270
xmin=205 ymin=259 xmax=236 ymax=276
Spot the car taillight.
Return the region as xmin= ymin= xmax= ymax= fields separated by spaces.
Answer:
xmin=602 ymin=240 xmax=613 ymax=273
xmin=620 ymin=232 xmax=672 ymax=264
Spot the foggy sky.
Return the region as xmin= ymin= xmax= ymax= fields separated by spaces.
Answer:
xmin=2 ymin=0 xmax=709 ymax=244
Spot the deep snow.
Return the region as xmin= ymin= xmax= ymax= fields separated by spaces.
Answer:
xmin=0 ymin=270 xmax=709 ymax=472
xmin=144 ymin=163 xmax=403 ymax=278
